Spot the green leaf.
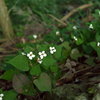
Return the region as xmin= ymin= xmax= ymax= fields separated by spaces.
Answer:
xmin=50 ymin=64 xmax=58 ymax=73
xmin=12 ymin=73 xmax=34 ymax=95
xmin=61 ymin=41 xmax=71 ymax=50
xmin=61 ymin=41 xmax=71 ymax=58
xmin=43 ymin=56 xmax=56 ymax=66
xmin=24 ymin=46 xmax=34 ymax=53
xmin=95 ymin=33 xmax=100 ymax=42
xmin=0 ymin=69 xmax=15 ymax=81
xmin=82 ymin=44 xmax=93 ymax=54
xmin=37 ymin=44 xmax=48 ymax=51
xmin=90 ymin=42 xmax=100 ymax=58
xmin=54 ymin=46 xmax=62 ymax=58
xmin=34 ymin=73 xmax=51 ymax=92
xmin=3 ymin=90 xmax=17 ymax=100
xmin=76 ymin=38 xmax=83 ymax=45
xmin=8 ymin=55 xmax=29 ymax=71
xmin=30 ymin=65 xmax=41 ymax=76
xmin=84 ymin=57 xmax=96 ymax=66
xmin=70 ymin=48 xmax=81 ymax=61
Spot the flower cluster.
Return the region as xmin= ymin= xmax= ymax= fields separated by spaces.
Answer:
xmin=22 ymin=46 xmax=56 ymax=64
xmin=0 ymin=93 xmax=4 ymax=100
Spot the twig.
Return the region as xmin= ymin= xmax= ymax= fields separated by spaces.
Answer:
xmin=61 ymin=3 xmax=93 ymax=21
xmin=8 ymin=0 xmax=19 ymax=14
xmin=48 ymin=14 xmax=67 ymax=26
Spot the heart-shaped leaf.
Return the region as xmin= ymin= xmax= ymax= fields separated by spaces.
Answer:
xmin=34 ymin=73 xmax=51 ymax=92
xmin=43 ymin=56 xmax=56 ymax=66
xmin=8 ymin=55 xmax=29 ymax=71
xmin=30 ymin=65 xmax=41 ymax=76
xmin=12 ymin=73 xmax=34 ymax=95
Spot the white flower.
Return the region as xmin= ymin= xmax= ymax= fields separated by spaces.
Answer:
xmin=0 ymin=97 xmax=2 ymax=100
xmin=0 ymin=93 xmax=4 ymax=100
xmin=21 ymin=52 xmax=26 ymax=55
xmin=73 ymin=26 xmax=77 ymax=30
xmin=97 ymin=42 xmax=100 ymax=47
xmin=27 ymin=52 xmax=35 ymax=60
xmin=73 ymin=36 xmax=77 ymax=41
xmin=56 ymin=31 xmax=60 ymax=35
xmin=60 ymin=38 xmax=63 ymax=42
xmin=49 ymin=47 xmax=56 ymax=54
xmin=0 ymin=94 xmax=4 ymax=97
xmin=89 ymin=24 xmax=93 ymax=29
xmin=33 ymin=34 xmax=37 ymax=39
xmin=37 ymin=58 xmax=42 ymax=64
xmin=38 ymin=51 xmax=47 ymax=59
xmin=99 ymin=11 xmax=100 ymax=16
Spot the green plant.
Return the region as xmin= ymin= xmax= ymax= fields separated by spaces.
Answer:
xmin=1 ymin=42 xmax=67 ymax=95
xmin=1 ymin=9 xmax=100 ymax=99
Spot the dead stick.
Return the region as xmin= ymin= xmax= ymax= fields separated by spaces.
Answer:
xmin=61 ymin=3 xmax=93 ymax=21
xmin=48 ymin=14 xmax=67 ymax=26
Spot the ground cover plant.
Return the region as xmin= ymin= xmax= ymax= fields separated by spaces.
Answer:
xmin=0 ymin=0 xmax=100 ymax=100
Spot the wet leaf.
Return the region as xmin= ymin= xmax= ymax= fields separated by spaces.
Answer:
xmin=12 ymin=73 xmax=34 ymax=95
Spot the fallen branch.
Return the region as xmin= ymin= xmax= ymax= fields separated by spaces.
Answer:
xmin=61 ymin=3 xmax=93 ymax=21
xmin=48 ymin=14 xmax=67 ymax=26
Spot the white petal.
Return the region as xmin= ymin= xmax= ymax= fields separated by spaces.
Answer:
xmin=97 ymin=42 xmax=100 ymax=46
xmin=50 ymin=47 xmax=52 ymax=50
xmin=53 ymin=49 xmax=56 ymax=52
xmin=0 ymin=97 xmax=2 ymax=100
xmin=38 ymin=60 xmax=42 ymax=64
xmin=0 ymin=94 xmax=4 ymax=97
xmin=27 ymin=53 xmax=30 ymax=57
xmin=32 ymin=54 xmax=35 ymax=57
xmin=22 ymin=52 xmax=26 ymax=55
xmin=42 ymin=51 xmax=45 ymax=53
xmin=40 ymin=55 xmax=44 ymax=59
xmin=38 ymin=52 xmax=42 ymax=55
xmin=50 ymin=50 xmax=54 ymax=54
xmin=29 ymin=56 xmax=33 ymax=60
xmin=30 ymin=52 xmax=33 ymax=54
xmin=43 ymin=53 xmax=47 ymax=57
